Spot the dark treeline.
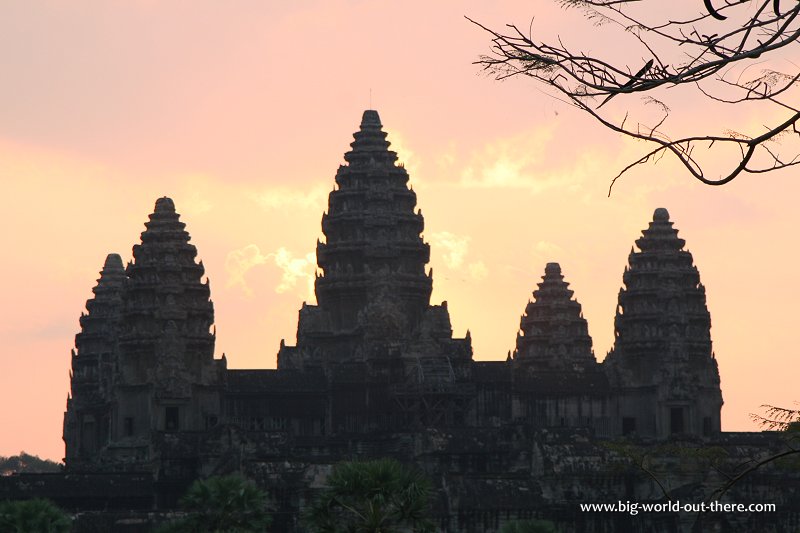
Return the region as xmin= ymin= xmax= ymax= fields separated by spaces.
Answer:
xmin=0 ymin=452 xmax=62 ymax=475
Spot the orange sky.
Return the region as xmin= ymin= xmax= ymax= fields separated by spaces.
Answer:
xmin=1 ymin=2 xmax=797 ymax=461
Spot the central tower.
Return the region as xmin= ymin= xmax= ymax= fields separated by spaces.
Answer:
xmin=279 ymin=110 xmax=468 ymax=371
xmin=279 ymin=110 xmax=473 ymax=430
xmin=315 ymin=110 xmax=432 ymax=331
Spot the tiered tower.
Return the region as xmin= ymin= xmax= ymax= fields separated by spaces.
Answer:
xmin=514 ymin=263 xmax=595 ymax=371
xmin=64 ymin=254 xmax=126 ymax=463
xmin=110 ymin=197 xmax=222 ymax=462
xmin=278 ymin=110 xmax=473 ymax=430
xmin=313 ymin=110 xmax=432 ymax=334
xmin=510 ymin=263 xmax=609 ymax=432
xmin=605 ymin=208 xmax=722 ymax=438
xmin=279 ymin=111 xmax=468 ymax=370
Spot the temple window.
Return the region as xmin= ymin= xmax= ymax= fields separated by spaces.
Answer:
xmin=670 ymin=407 xmax=685 ymax=434
xmin=165 ymin=407 xmax=179 ymax=431
xmin=703 ymin=416 xmax=712 ymax=436
xmin=124 ymin=417 xmax=134 ymax=437
xmin=622 ymin=417 xmax=636 ymax=435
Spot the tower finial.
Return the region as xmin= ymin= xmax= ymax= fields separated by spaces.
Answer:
xmin=653 ymin=207 xmax=670 ymax=222
xmin=155 ymin=197 xmax=176 ymax=214
xmin=360 ymin=109 xmax=382 ymax=129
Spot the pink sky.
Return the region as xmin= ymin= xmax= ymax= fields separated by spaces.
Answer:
xmin=1 ymin=1 xmax=797 ymax=461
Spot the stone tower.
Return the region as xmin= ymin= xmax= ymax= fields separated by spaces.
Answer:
xmin=511 ymin=263 xmax=610 ymax=433
xmin=311 ymin=109 xmax=431 ymax=335
xmin=64 ymin=254 xmax=126 ymax=464
xmin=604 ymin=208 xmax=723 ymax=438
xmin=278 ymin=110 xmax=473 ymax=430
xmin=109 ymin=197 xmax=222 ymax=464
xmin=278 ymin=111 xmax=468 ymax=370
xmin=514 ymin=262 xmax=595 ymax=371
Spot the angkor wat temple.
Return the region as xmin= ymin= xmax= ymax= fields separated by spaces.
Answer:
xmin=3 ymin=111 xmax=798 ymax=532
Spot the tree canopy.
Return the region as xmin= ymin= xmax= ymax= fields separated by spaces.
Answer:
xmin=0 ymin=499 xmax=72 ymax=533
xmin=305 ymin=458 xmax=434 ymax=533
xmin=0 ymin=453 xmax=62 ymax=475
xmin=156 ymin=474 xmax=272 ymax=533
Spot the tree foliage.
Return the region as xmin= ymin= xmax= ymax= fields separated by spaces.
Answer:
xmin=305 ymin=458 xmax=434 ymax=533
xmin=156 ymin=474 xmax=272 ymax=533
xmin=0 ymin=498 xmax=72 ymax=533
xmin=751 ymin=403 xmax=800 ymax=431
xmin=0 ymin=453 xmax=62 ymax=475
xmin=472 ymin=0 xmax=800 ymax=190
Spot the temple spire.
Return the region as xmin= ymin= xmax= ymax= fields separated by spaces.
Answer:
xmin=342 ymin=109 xmax=398 ymax=168
xmin=280 ymin=110 xmax=471 ymax=383
xmin=122 ymin=197 xmax=215 ymax=378
xmin=361 ymin=109 xmax=381 ymax=128
xmin=111 ymin=197 xmax=220 ymax=449
xmin=605 ymin=207 xmax=722 ymax=438
xmin=514 ymin=262 xmax=595 ymax=371
xmin=635 ymin=207 xmax=686 ymax=253
xmin=314 ymin=110 xmax=431 ymax=331
xmin=64 ymin=253 xmax=127 ymax=464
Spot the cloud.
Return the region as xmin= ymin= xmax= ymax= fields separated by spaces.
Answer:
xmin=533 ymin=240 xmax=564 ymax=258
xmin=427 ymin=232 xmax=488 ymax=282
xmin=458 ymin=127 xmax=556 ymax=191
xmin=468 ymin=261 xmax=488 ymax=281
xmin=387 ymin=131 xmax=417 ymax=170
xmin=225 ymin=244 xmax=269 ymax=296
xmin=272 ymin=247 xmax=316 ymax=299
xmin=225 ymin=244 xmax=316 ymax=299
xmin=428 ymin=231 xmax=470 ymax=269
xmin=179 ymin=190 xmax=213 ymax=215
xmin=255 ymin=186 xmax=329 ymax=211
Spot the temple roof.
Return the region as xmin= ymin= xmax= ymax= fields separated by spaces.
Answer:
xmin=119 ymin=197 xmax=216 ymax=387
xmin=102 ymin=253 xmax=125 ymax=273
xmin=81 ymin=253 xmax=126 ymax=327
xmin=607 ymin=208 xmax=719 ymax=390
xmin=361 ymin=109 xmax=381 ymax=128
xmin=513 ymin=370 xmax=609 ymax=394
xmin=311 ymin=110 xmax=432 ymax=334
xmin=635 ymin=207 xmax=686 ymax=252
xmin=514 ymin=262 xmax=594 ymax=370
xmin=343 ymin=109 xmax=396 ymax=166
xmin=472 ymin=361 xmax=511 ymax=383
xmin=154 ymin=196 xmax=176 ymax=214
xmin=226 ymin=369 xmax=327 ymax=393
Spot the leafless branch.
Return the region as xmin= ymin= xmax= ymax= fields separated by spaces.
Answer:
xmin=470 ymin=0 xmax=800 ymax=191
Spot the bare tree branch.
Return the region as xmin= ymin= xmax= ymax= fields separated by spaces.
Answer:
xmin=470 ymin=0 xmax=800 ymax=191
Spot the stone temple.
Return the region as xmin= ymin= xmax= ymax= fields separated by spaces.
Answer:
xmin=13 ymin=110 xmax=796 ymax=531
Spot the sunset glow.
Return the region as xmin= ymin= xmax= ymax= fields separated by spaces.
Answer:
xmin=1 ymin=1 xmax=797 ymax=461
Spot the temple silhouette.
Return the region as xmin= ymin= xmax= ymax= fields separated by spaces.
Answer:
xmin=63 ymin=110 xmax=722 ymax=462
xmin=9 ymin=111 xmax=796 ymax=531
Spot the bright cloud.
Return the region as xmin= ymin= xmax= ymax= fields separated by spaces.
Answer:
xmin=429 ymin=231 xmax=470 ymax=269
xmin=427 ymin=232 xmax=488 ymax=282
xmin=273 ymin=247 xmax=316 ymax=299
xmin=385 ymin=129 xmax=426 ymax=191
xmin=459 ymin=126 xmax=555 ymax=191
xmin=533 ymin=240 xmax=564 ymax=258
xmin=468 ymin=261 xmax=489 ymax=281
xmin=225 ymin=244 xmax=316 ymax=300
xmin=255 ymin=186 xmax=329 ymax=211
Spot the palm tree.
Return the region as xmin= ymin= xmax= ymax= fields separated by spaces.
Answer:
xmin=305 ymin=458 xmax=434 ymax=533
xmin=156 ymin=474 xmax=272 ymax=533
xmin=0 ymin=498 xmax=72 ymax=533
